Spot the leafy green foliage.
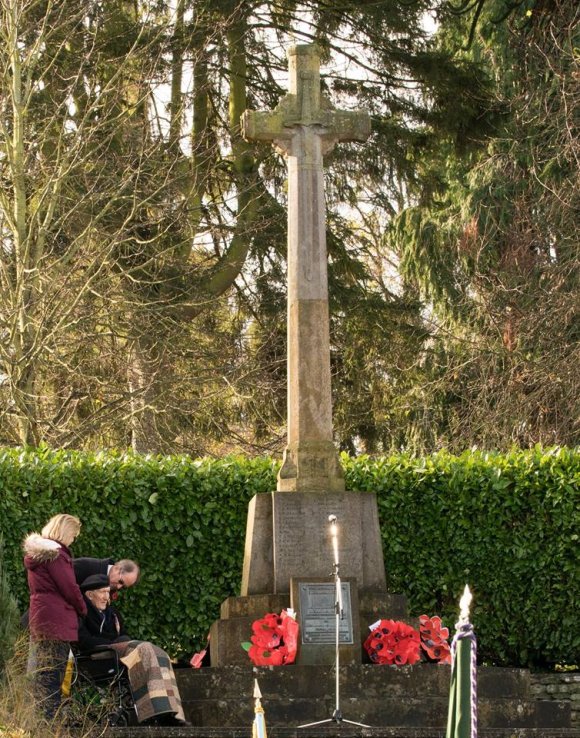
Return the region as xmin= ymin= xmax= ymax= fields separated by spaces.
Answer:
xmin=344 ymin=446 xmax=580 ymax=667
xmin=0 ymin=535 xmax=19 ymax=678
xmin=0 ymin=446 xmax=577 ymax=667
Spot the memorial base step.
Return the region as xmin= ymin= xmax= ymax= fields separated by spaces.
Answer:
xmin=104 ymin=727 xmax=580 ymax=738
xmin=168 ymin=664 xmax=572 ymax=732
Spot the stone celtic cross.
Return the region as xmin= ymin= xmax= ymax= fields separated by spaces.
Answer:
xmin=242 ymin=44 xmax=370 ymax=492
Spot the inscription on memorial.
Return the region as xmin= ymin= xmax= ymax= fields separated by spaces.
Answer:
xmin=274 ymin=503 xmax=307 ymax=565
xmin=272 ymin=494 xmax=359 ymax=591
xmin=298 ymin=582 xmax=353 ymax=644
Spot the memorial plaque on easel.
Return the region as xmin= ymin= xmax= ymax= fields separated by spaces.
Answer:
xmin=290 ymin=577 xmax=360 ymax=664
xmin=298 ymin=581 xmax=354 ymax=644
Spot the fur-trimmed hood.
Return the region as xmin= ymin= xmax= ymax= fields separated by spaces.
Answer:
xmin=23 ymin=533 xmax=62 ymax=568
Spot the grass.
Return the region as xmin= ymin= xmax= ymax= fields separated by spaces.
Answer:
xmin=0 ymin=637 xmax=107 ymax=738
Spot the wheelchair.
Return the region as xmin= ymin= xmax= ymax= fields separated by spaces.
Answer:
xmin=68 ymin=646 xmax=137 ymax=727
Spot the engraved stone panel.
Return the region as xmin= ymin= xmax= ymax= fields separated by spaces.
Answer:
xmin=240 ymin=491 xmax=386 ymax=597
xmin=271 ymin=491 xmax=385 ymax=594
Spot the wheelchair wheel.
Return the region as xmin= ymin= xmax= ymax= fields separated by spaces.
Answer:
xmin=65 ymin=686 xmax=113 ymax=728
xmin=72 ymin=647 xmax=137 ymax=727
xmin=107 ymin=708 xmax=129 ymax=727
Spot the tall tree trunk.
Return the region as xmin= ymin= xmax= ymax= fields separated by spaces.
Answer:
xmin=7 ymin=2 xmax=39 ymax=445
xmin=126 ymin=333 xmax=166 ymax=453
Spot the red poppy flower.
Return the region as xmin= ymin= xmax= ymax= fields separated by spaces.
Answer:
xmin=248 ymin=644 xmax=285 ymax=666
xmin=419 ymin=615 xmax=451 ymax=664
xmin=262 ymin=613 xmax=282 ymax=630
xmin=251 ymin=614 xmax=282 ymax=649
xmin=393 ymin=633 xmax=421 ymax=665
xmin=251 ymin=629 xmax=281 ymax=650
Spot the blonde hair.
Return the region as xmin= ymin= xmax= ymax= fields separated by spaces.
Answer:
xmin=41 ymin=514 xmax=81 ymax=546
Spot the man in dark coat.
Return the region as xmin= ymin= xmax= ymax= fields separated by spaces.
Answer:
xmin=73 ymin=557 xmax=112 ymax=583
xmin=73 ymin=557 xmax=140 ymax=593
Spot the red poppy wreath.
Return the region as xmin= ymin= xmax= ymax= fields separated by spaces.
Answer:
xmin=419 ymin=615 xmax=451 ymax=664
xmin=364 ymin=615 xmax=451 ymax=666
xmin=242 ymin=610 xmax=299 ymax=666
xmin=363 ymin=619 xmax=422 ymax=665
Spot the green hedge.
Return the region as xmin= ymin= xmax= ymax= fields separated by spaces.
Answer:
xmin=0 ymin=446 xmax=577 ymax=668
xmin=0 ymin=449 xmax=276 ymax=658
xmin=343 ymin=448 xmax=579 ymax=668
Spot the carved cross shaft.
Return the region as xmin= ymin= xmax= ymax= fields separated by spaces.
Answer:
xmin=242 ymin=44 xmax=370 ymax=492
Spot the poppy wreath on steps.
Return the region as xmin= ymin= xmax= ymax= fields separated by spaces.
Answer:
xmin=419 ymin=615 xmax=452 ymax=664
xmin=243 ymin=610 xmax=299 ymax=666
xmin=364 ymin=619 xmax=422 ymax=665
xmin=364 ymin=615 xmax=451 ymax=666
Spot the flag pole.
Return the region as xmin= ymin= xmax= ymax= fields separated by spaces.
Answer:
xmin=446 ymin=585 xmax=478 ymax=738
xmin=253 ymin=679 xmax=267 ymax=738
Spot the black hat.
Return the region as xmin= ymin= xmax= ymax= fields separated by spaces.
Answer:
xmin=81 ymin=574 xmax=110 ymax=592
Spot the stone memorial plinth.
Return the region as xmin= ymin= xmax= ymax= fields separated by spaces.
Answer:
xmin=241 ymin=491 xmax=386 ymax=595
xmin=207 ymin=489 xmax=396 ymax=666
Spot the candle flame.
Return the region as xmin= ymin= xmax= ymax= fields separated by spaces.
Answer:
xmin=459 ymin=584 xmax=472 ymax=621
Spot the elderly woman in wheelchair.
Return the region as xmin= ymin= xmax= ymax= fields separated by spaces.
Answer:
xmin=77 ymin=574 xmax=189 ymax=727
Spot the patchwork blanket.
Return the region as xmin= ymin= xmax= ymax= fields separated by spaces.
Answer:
xmin=120 ymin=641 xmax=185 ymax=723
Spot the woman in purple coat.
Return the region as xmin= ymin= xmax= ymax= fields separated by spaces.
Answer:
xmin=23 ymin=513 xmax=87 ymax=719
